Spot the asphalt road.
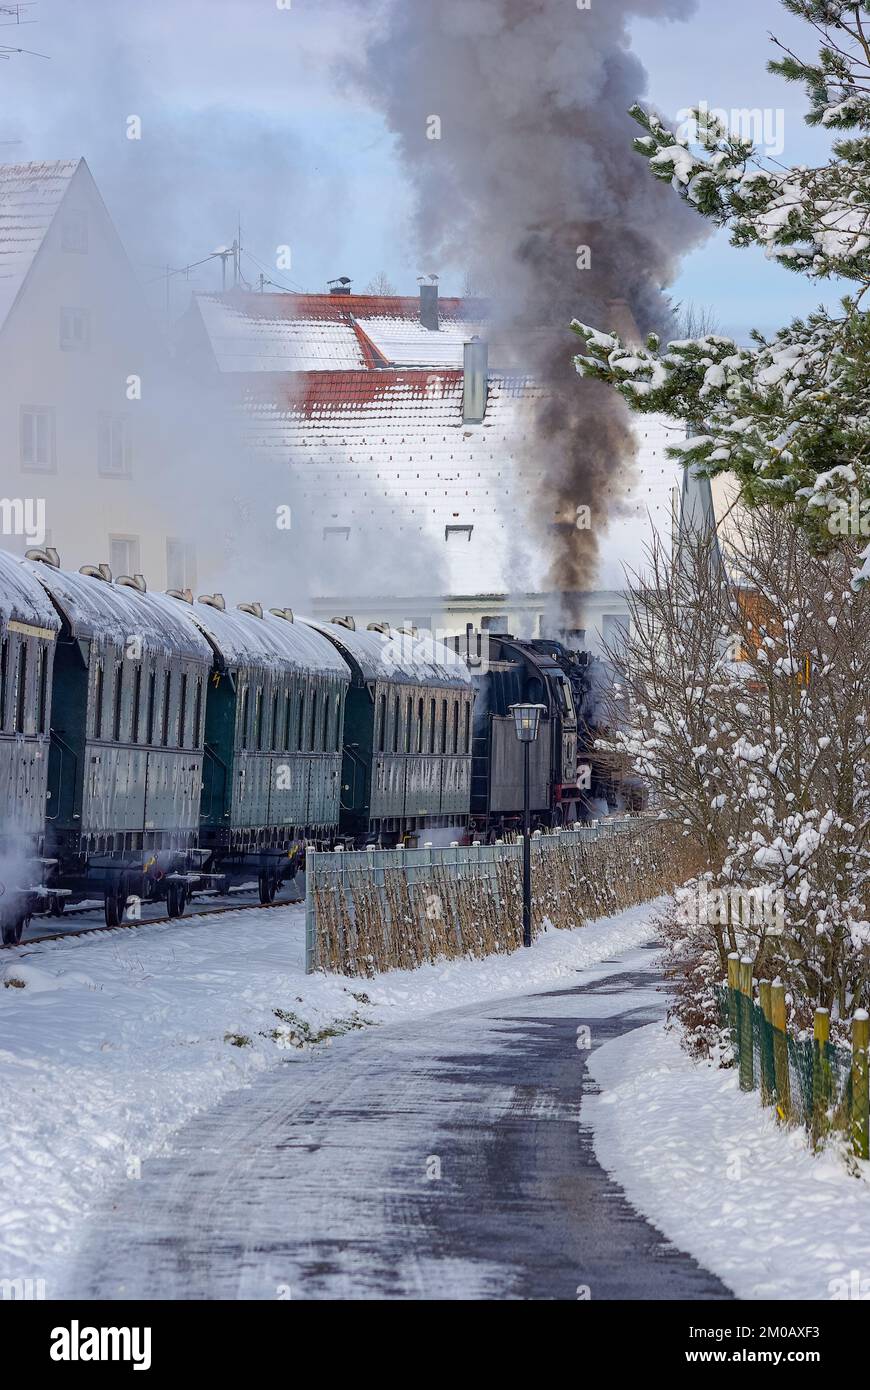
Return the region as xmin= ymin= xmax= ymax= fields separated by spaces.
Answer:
xmin=71 ymin=944 xmax=731 ymax=1301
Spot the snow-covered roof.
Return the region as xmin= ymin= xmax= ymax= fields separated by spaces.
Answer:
xmin=240 ymin=371 xmax=684 ymax=596
xmin=156 ymin=596 xmax=351 ymax=679
xmin=354 ymin=317 xmax=487 ymax=367
xmin=0 ymin=160 xmax=79 ymax=331
xmin=0 ymin=551 xmax=62 ymax=632
xmin=190 ymin=290 xmax=487 ymax=374
xmin=304 ymin=618 xmax=473 ymax=690
xmin=24 ymin=563 xmax=213 ymax=662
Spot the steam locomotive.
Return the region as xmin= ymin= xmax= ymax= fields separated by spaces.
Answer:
xmin=448 ymin=628 xmax=644 ymax=839
xmin=0 ymin=547 xmax=631 ymax=943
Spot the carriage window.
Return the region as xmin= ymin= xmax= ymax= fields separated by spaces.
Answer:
xmin=322 ymin=693 xmax=330 ymax=753
xmin=15 ymin=641 xmax=27 ymax=733
xmin=162 ymin=670 xmax=172 ymax=746
xmin=429 ymin=698 xmax=436 ymax=753
xmin=297 ymin=691 xmax=305 ymax=751
xmin=112 ymin=661 xmax=124 ymax=742
xmin=93 ymin=661 xmax=104 ymax=739
xmin=452 ymin=699 xmax=459 ymax=754
xmin=309 ymin=689 xmax=318 ymax=751
xmin=441 ymin=698 xmax=447 ymax=754
xmin=405 ymin=696 xmax=412 ymax=753
xmin=271 ymin=690 xmax=280 ymax=751
xmin=239 ymin=685 xmax=249 ymax=749
xmin=464 ymin=700 xmax=471 ymax=754
xmin=131 ymin=664 xmax=142 ymax=743
xmin=193 ymin=675 xmax=203 ymax=748
xmin=378 ymin=692 xmax=386 ymax=752
xmin=37 ymin=644 xmax=48 ymax=735
xmin=144 ymin=667 xmax=154 ymax=745
xmin=146 ymin=670 xmax=156 ymax=745
xmin=283 ymin=688 xmax=292 ymax=751
xmin=0 ymin=637 xmax=7 ymax=730
xmin=416 ymin=697 xmax=424 ymax=754
xmin=254 ymin=686 xmax=264 ymax=751
xmin=179 ymin=672 xmax=189 ymax=749
xmin=393 ymin=695 xmax=400 ymax=753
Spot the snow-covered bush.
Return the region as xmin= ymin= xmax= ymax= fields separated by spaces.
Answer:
xmin=605 ymin=511 xmax=870 ymax=1042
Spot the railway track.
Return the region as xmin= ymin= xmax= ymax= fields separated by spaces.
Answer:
xmin=0 ymin=893 xmax=302 ymax=953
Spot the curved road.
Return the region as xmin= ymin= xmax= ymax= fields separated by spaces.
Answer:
xmin=71 ymin=944 xmax=731 ymax=1301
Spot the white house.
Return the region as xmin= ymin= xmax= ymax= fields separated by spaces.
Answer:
xmin=0 ymin=159 xmax=201 ymax=591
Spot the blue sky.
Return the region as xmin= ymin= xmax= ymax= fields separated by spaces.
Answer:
xmin=631 ymin=0 xmax=843 ymax=339
xmin=4 ymin=0 xmax=847 ymax=342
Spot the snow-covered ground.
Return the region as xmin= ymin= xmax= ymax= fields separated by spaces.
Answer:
xmin=0 ymin=897 xmax=662 ymax=1294
xmin=586 ymin=1023 xmax=870 ymax=1301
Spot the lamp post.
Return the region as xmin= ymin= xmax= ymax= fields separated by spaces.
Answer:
xmin=509 ymin=702 xmax=546 ymax=948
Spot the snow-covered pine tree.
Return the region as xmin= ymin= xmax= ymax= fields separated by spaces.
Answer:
xmin=573 ymin=0 xmax=870 ymax=584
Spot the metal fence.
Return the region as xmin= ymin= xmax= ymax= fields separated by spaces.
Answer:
xmin=304 ymin=817 xmax=687 ymax=976
xmin=718 ymin=956 xmax=870 ymax=1159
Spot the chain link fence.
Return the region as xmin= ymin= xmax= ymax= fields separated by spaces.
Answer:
xmin=718 ymin=963 xmax=869 ymax=1158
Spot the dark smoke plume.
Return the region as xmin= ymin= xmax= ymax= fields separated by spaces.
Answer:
xmin=347 ymin=0 xmax=707 ymax=606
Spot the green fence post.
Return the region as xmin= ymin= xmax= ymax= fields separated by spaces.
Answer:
xmin=852 ymin=1011 xmax=869 ymax=1161
xmin=758 ymin=979 xmax=774 ymax=1105
xmin=738 ymin=956 xmax=754 ymax=1092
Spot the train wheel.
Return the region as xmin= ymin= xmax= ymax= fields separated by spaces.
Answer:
xmin=258 ymin=871 xmax=278 ymax=905
xmin=104 ymin=885 xmax=123 ymax=928
xmin=166 ymin=882 xmax=187 ymax=919
xmin=49 ymin=895 xmax=66 ymax=917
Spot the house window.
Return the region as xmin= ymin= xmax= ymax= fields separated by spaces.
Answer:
xmin=61 ymin=209 xmax=88 ymax=254
xmin=60 ymin=306 xmax=90 ymax=351
xmin=20 ymin=406 xmax=56 ymax=473
xmin=166 ymin=538 xmax=197 ymax=591
xmin=445 ymin=524 xmax=473 ymax=542
xmin=98 ymin=414 xmax=131 ymax=478
xmin=109 ymin=535 xmax=140 ymax=578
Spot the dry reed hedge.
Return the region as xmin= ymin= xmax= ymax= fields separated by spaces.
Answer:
xmin=311 ymin=822 xmax=700 ymax=977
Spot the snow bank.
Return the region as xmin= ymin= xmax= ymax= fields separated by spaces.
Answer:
xmin=586 ymin=1022 xmax=870 ymax=1300
xmin=0 ymin=897 xmax=662 ymax=1293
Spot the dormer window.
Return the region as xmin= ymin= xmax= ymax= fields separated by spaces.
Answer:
xmin=445 ymin=524 xmax=473 ymax=542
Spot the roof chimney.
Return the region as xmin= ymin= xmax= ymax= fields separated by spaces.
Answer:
xmin=419 ymin=276 xmax=439 ymax=331
xmin=463 ymin=336 xmax=488 ymax=423
xmin=327 ymin=276 xmax=352 ymax=296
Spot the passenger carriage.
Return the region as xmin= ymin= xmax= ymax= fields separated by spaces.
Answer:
xmin=0 ymin=551 xmax=61 ymax=943
xmin=159 ymin=594 xmax=350 ymax=902
xmin=305 ymin=619 xmax=474 ymax=846
xmin=24 ymin=551 xmax=214 ymax=925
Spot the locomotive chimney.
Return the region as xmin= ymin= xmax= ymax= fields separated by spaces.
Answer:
xmin=463 ymin=336 xmax=488 ymax=423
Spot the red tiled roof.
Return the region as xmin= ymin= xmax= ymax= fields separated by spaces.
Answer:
xmin=241 ymin=368 xmax=465 ymax=417
xmin=216 ymin=289 xmax=483 ymax=322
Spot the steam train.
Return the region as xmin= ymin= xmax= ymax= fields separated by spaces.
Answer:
xmin=448 ymin=628 xmax=644 ymax=838
xmin=0 ymin=547 xmax=630 ymax=944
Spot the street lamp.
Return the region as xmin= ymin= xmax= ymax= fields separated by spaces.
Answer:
xmin=509 ymin=702 xmax=546 ymax=948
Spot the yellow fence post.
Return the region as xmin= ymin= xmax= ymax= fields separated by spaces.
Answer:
xmin=770 ymin=981 xmax=790 ymax=1121
xmin=852 ymin=1011 xmax=869 ymax=1161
